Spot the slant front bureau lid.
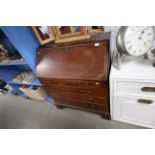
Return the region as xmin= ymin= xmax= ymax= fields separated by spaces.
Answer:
xmin=36 ymin=41 xmax=110 ymax=81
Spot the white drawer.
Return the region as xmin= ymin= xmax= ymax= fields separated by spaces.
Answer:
xmin=112 ymin=96 xmax=155 ymax=128
xmin=115 ymin=80 xmax=155 ymax=97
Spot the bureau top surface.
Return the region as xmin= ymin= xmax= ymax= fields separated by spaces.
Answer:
xmin=36 ymin=40 xmax=110 ymax=81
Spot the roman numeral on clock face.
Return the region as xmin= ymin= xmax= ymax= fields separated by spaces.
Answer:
xmin=126 ymin=40 xmax=131 ymax=44
xmin=128 ymin=45 xmax=132 ymax=50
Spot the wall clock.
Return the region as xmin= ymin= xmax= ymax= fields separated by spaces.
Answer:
xmin=115 ymin=26 xmax=154 ymax=69
xmin=117 ymin=26 xmax=154 ymax=56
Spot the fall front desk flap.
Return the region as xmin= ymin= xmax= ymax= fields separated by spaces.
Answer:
xmin=36 ymin=40 xmax=110 ymax=81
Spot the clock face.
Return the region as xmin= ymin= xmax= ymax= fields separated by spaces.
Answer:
xmin=124 ymin=26 xmax=154 ymax=56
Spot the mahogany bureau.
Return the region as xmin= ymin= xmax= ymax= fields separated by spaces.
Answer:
xmin=36 ymin=34 xmax=111 ymax=119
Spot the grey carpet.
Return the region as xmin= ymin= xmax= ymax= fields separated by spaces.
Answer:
xmin=0 ymin=95 xmax=145 ymax=129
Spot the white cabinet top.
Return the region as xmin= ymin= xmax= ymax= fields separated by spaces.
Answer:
xmin=110 ymin=55 xmax=155 ymax=81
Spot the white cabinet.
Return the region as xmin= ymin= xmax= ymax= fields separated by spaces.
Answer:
xmin=110 ymin=56 xmax=155 ymax=128
xmin=113 ymin=97 xmax=155 ymax=128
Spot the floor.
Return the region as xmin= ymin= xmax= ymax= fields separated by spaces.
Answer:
xmin=0 ymin=95 xmax=145 ymax=129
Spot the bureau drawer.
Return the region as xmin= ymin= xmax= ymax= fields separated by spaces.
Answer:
xmin=40 ymin=78 xmax=106 ymax=88
xmin=50 ymin=92 xmax=108 ymax=105
xmin=113 ymin=96 xmax=155 ymax=128
xmin=115 ymin=81 xmax=155 ymax=97
xmin=54 ymin=97 xmax=107 ymax=112
xmin=43 ymin=85 xmax=108 ymax=97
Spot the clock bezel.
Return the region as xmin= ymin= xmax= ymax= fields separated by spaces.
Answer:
xmin=116 ymin=26 xmax=154 ymax=57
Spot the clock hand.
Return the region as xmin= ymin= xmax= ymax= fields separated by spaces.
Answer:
xmin=139 ymin=29 xmax=145 ymax=39
xmin=141 ymin=27 xmax=151 ymax=38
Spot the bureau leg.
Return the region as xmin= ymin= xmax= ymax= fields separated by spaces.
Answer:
xmin=55 ymin=104 xmax=65 ymax=109
xmin=100 ymin=113 xmax=111 ymax=120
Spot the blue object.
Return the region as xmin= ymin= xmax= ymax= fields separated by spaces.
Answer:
xmin=0 ymin=26 xmax=40 ymax=71
xmin=0 ymin=60 xmax=26 ymax=66
xmin=0 ymin=26 xmax=42 ymax=98
xmin=47 ymin=96 xmax=54 ymax=103
xmin=8 ymin=78 xmax=42 ymax=86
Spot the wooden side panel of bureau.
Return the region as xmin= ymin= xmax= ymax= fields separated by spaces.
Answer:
xmin=36 ymin=39 xmax=111 ymax=119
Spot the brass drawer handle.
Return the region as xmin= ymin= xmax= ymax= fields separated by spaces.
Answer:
xmin=141 ymin=87 xmax=155 ymax=92
xmin=80 ymin=89 xmax=91 ymax=93
xmin=137 ymin=99 xmax=153 ymax=104
xmin=86 ymin=83 xmax=89 ymax=86
xmin=96 ymin=82 xmax=100 ymax=85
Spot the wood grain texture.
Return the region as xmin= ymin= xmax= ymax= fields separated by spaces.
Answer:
xmin=36 ymin=38 xmax=111 ymax=119
xmin=51 ymin=93 xmax=108 ymax=106
xmin=36 ymin=41 xmax=109 ymax=81
xmin=40 ymin=78 xmax=107 ymax=88
xmin=42 ymin=84 xmax=108 ymax=97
